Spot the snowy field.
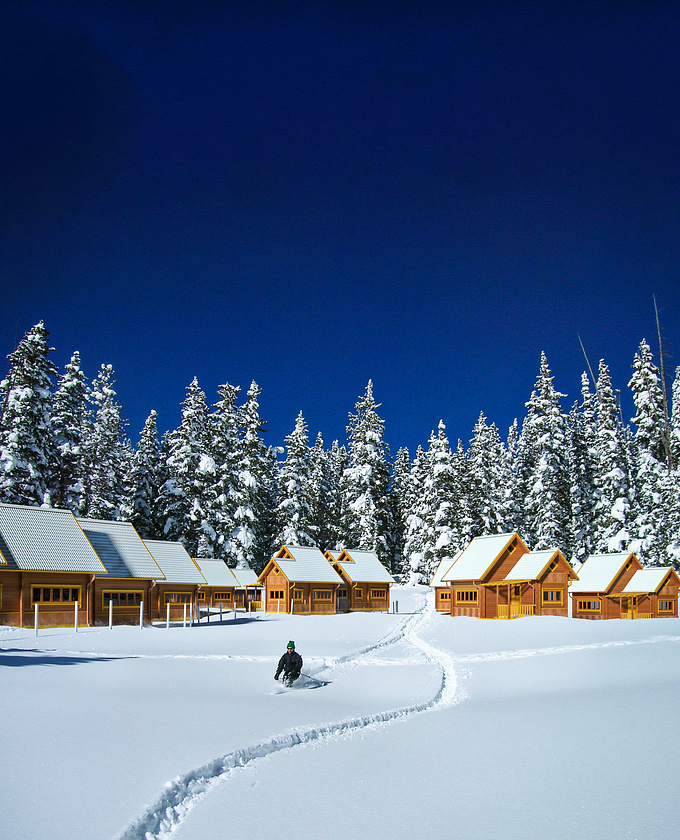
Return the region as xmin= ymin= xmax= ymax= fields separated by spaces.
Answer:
xmin=2 ymin=585 xmax=680 ymax=840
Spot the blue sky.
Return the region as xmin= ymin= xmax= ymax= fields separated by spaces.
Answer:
xmin=3 ymin=1 xmax=680 ymax=457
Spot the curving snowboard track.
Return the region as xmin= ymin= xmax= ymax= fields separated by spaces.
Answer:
xmin=117 ymin=592 xmax=457 ymax=840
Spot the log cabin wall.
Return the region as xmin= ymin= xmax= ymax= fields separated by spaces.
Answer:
xmin=263 ymin=569 xmax=289 ymax=613
xmin=91 ymin=578 xmax=154 ymax=625
xmin=485 ymin=540 xmax=530 ymax=582
xmin=0 ymin=571 xmax=93 ymax=628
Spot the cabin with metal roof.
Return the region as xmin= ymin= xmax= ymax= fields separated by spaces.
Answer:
xmin=0 ymin=502 xmax=106 ymax=627
xmin=441 ymin=533 xmax=531 ymax=618
xmin=230 ymin=567 xmax=263 ymax=611
xmin=77 ymin=517 xmax=164 ymax=626
xmin=325 ymin=548 xmax=395 ymax=612
xmin=257 ymin=546 xmax=343 ymax=614
xmin=193 ymin=557 xmax=239 ymax=615
xmin=571 ymin=552 xmax=679 ymax=619
xmin=143 ymin=539 xmax=207 ymax=622
xmin=493 ymin=548 xmax=578 ymax=618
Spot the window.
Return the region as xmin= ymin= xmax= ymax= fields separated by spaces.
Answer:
xmin=456 ymin=589 xmax=478 ymax=603
xmin=338 ymin=588 xmax=348 ymax=598
xmin=370 ymin=589 xmax=387 ymax=599
xmin=577 ymin=599 xmax=601 ymax=612
xmin=313 ymin=590 xmax=332 ymax=600
xmin=439 ymin=591 xmax=451 ymax=601
xmin=293 ymin=589 xmax=303 ymax=601
xmin=269 ymin=590 xmax=285 ymax=600
xmin=214 ymin=591 xmax=233 ymax=602
xmin=659 ymin=600 xmax=674 ymax=613
xmin=197 ymin=591 xmax=206 ymax=602
xmin=163 ymin=592 xmax=191 ymax=604
xmin=33 ymin=586 xmax=81 ymax=606
xmin=542 ymin=589 xmax=563 ymax=603
xmin=104 ymin=591 xmax=143 ymax=607
xmin=354 ymin=588 xmax=364 ymax=599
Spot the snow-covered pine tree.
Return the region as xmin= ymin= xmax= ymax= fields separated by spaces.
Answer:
xmin=0 ymin=321 xmax=58 ymax=506
xmin=340 ymin=380 xmax=393 ymax=564
xmin=467 ymin=411 xmax=507 ymax=536
xmin=82 ymin=364 xmax=128 ymax=520
xmin=592 ymin=359 xmax=635 ymax=552
xmin=156 ymin=377 xmax=214 ymax=554
xmin=671 ymin=367 xmax=680 ymax=468
xmin=388 ymin=446 xmax=411 ymax=578
xmin=325 ymin=440 xmax=348 ymax=551
xmin=276 ymin=411 xmax=316 ymax=547
xmin=420 ymin=421 xmax=459 ymax=584
xmin=121 ymin=410 xmax=165 ymax=539
xmin=231 ymin=381 xmax=274 ymax=571
xmin=50 ymin=351 xmax=90 ymax=512
xmin=565 ymin=373 xmax=598 ymax=564
xmin=628 ymin=339 xmax=669 ymax=563
xmin=206 ymin=383 xmax=242 ymax=565
xmin=308 ymin=432 xmax=333 ymax=551
xmin=520 ymin=353 xmax=571 ymax=550
xmin=403 ymin=445 xmax=428 ymax=584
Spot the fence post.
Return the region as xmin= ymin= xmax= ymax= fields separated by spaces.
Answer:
xmin=183 ymin=603 xmax=187 ymax=629
xmin=109 ymin=599 xmax=113 ymax=629
xmin=140 ymin=600 xmax=144 ymax=629
xmin=74 ymin=600 xmax=79 ymax=633
xmin=166 ymin=601 xmax=170 ymax=629
xmin=220 ymin=603 xmax=223 ymax=622
xmin=34 ymin=603 xmax=39 ymax=637
xmin=277 ymin=598 xmax=280 ymax=614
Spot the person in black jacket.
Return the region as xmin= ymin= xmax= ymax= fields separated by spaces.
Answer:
xmin=274 ymin=640 xmax=303 ymax=687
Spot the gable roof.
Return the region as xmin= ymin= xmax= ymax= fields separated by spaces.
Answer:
xmin=570 ymin=552 xmax=638 ymax=594
xmin=77 ymin=517 xmax=164 ymax=580
xmin=429 ymin=552 xmax=462 ymax=587
xmin=501 ymin=549 xmax=577 ymax=583
xmin=231 ymin=567 xmax=259 ymax=588
xmin=332 ymin=549 xmax=395 ymax=584
xmin=193 ymin=558 xmax=239 ymax=588
xmin=442 ymin=533 xmax=525 ymax=582
xmin=0 ymin=502 xmax=106 ymax=573
xmin=143 ymin=540 xmax=206 ymax=584
xmin=618 ymin=567 xmax=678 ymax=595
xmin=259 ymin=545 xmax=343 ymax=584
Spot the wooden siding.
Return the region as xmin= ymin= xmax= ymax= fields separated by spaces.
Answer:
xmin=483 ymin=539 xmax=530 ymax=583
xmin=0 ymin=570 xmax=93 ymax=628
xmin=91 ymin=578 xmax=154 ymax=625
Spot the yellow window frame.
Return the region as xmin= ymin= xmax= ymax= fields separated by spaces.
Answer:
xmin=105 ymin=590 xmax=144 ymax=608
xmin=542 ymin=588 xmax=563 ymax=603
xmin=33 ymin=585 xmax=82 ymax=607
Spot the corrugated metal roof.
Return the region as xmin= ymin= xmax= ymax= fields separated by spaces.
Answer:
xmin=267 ymin=546 xmax=343 ymax=584
xmin=231 ymin=568 xmax=259 ymax=587
xmin=336 ymin=548 xmax=395 ymax=583
xmin=619 ymin=568 xmax=672 ymax=594
xmin=77 ymin=517 xmax=164 ymax=580
xmin=143 ymin=540 xmax=206 ymax=584
xmin=502 ymin=550 xmax=558 ymax=581
xmin=442 ymin=533 xmax=518 ymax=582
xmin=0 ymin=502 xmax=106 ymax=573
xmin=570 ymin=553 xmax=632 ymax=593
xmin=193 ymin=558 xmax=239 ymax=587
xmin=430 ymin=552 xmax=461 ymax=586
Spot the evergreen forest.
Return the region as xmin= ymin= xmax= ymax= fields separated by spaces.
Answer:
xmin=2 ymin=320 xmax=680 ymax=580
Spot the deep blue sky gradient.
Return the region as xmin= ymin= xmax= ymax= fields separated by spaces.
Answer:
xmin=3 ymin=1 xmax=680 ymax=457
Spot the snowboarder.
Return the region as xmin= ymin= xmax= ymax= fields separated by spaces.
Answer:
xmin=274 ymin=640 xmax=303 ymax=687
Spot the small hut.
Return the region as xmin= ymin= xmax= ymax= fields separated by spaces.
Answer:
xmin=257 ymin=546 xmax=343 ymax=614
xmin=193 ymin=557 xmax=238 ymax=615
xmin=430 ymin=552 xmax=462 ymax=612
xmin=143 ymin=540 xmax=207 ymax=622
xmin=326 ymin=548 xmax=395 ymax=612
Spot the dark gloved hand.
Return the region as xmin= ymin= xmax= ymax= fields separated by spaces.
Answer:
xmin=274 ymin=674 xmax=279 ymax=681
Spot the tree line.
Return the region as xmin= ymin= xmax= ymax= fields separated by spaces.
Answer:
xmin=1 ymin=321 xmax=679 ymax=579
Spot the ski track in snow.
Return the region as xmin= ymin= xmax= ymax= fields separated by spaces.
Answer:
xmin=116 ymin=593 xmax=461 ymax=840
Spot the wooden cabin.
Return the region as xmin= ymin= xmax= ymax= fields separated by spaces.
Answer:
xmin=325 ymin=549 xmax=395 ymax=612
xmin=491 ymin=549 xmax=578 ymax=618
xmin=0 ymin=503 xmax=106 ymax=628
xmin=571 ymin=553 xmax=680 ymax=619
xmin=78 ymin=517 xmax=164 ymax=626
xmin=430 ymin=552 xmax=462 ymax=612
xmin=193 ymin=557 xmax=238 ymax=615
xmin=257 ymin=545 xmax=343 ymax=614
xmin=143 ymin=540 xmax=207 ymax=622
xmin=441 ymin=533 xmax=531 ymax=618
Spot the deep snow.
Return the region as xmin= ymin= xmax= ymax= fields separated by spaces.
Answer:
xmin=1 ymin=586 xmax=679 ymax=840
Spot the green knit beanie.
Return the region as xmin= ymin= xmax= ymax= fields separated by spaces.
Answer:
xmin=287 ymin=641 xmax=295 ymax=649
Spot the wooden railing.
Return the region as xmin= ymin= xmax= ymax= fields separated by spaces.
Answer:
xmin=621 ymin=611 xmax=652 ymax=620
xmin=497 ymin=604 xmax=535 ymax=619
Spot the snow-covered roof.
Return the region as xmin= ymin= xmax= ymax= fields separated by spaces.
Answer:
xmin=143 ymin=540 xmax=206 ymax=584
xmin=429 ymin=552 xmax=461 ymax=587
xmin=0 ymin=502 xmax=106 ymax=573
xmin=569 ymin=553 xmax=635 ymax=593
xmin=502 ymin=550 xmax=563 ymax=582
xmin=263 ymin=545 xmax=343 ymax=584
xmin=231 ymin=568 xmax=259 ymax=588
xmin=618 ymin=567 xmax=674 ymax=594
xmin=193 ymin=558 xmax=239 ymax=588
xmin=77 ymin=517 xmax=164 ymax=580
xmin=442 ymin=533 xmax=521 ymax=582
xmin=334 ymin=549 xmax=395 ymax=584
